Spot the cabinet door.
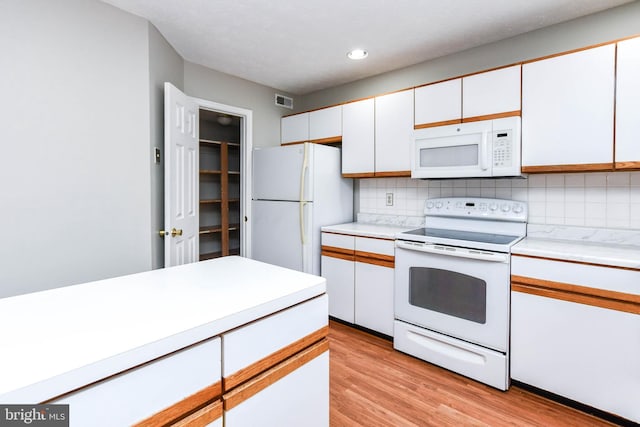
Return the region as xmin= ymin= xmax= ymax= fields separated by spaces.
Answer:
xmin=521 ymin=44 xmax=615 ymax=171
xmin=463 ymin=65 xmax=521 ymax=120
xmin=615 ymin=36 xmax=640 ymax=168
xmin=354 ymin=237 xmax=395 ymax=336
xmin=375 ymin=89 xmax=414 ymax=175
xmin=224 ymin=342 xmax=329 ymax=427
xmin=309 ymin=105 xmax=342 ymax=143
xmin=321 ymin=232 xmax=355 ymax=322
xmin=511 ymin=292 xmax=640 ymax=423
xmin=414 ymin=79 xmax=461 ymax=128
xmin=281 ymin=113 xmax=309 ymax=145
xmin=342 ymin=98 xmax=375 ymax=176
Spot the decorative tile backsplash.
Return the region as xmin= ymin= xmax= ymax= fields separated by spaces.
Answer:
xmin=358 ymin=172 xmax=640 ymax=230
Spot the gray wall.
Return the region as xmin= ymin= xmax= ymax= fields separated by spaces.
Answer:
xmin=298 ymin=1 xmax=640 ymax=111
xmin=148 ymin=24 xmax=185 ymax=270
xmin=0 ymin=0 xmax=153 ymax=298
xmin=183 ymin=62 xmax=293 ymax=148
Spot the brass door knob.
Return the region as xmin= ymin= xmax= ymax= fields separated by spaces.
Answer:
xmin=159 ymin=228 xmax=183 ymax=237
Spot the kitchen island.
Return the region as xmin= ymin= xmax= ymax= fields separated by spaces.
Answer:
xmin=0 ymin=256 xmax=329 ymax=426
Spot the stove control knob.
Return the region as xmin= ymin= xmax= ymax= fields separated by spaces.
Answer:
xmin=513 ymin=204 xmax=523 ymax=214
xmin=426 ymin=201 xmax=435 ymax=209
xmin=435 ymin=202 xmax=443 ymax=209
xmin=489 ymin=203 xmax=498 ymax=211
xmin=501 ymin=204 xmax=511 ymax=212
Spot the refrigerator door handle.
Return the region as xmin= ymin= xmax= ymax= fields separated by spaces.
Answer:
xmin=299 ymin=144 xmax=309 ymax=244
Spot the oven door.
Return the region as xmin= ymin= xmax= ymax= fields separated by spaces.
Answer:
xmin=395 ymin=240 xmax=510 ymax=352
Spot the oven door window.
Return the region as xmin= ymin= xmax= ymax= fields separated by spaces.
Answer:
xmin=409 ymin=267 xmax=486 ymax=324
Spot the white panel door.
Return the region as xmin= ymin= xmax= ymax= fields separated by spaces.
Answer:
xmin=281 ymin=113 xmax=309 ymax=145
xmin=251 ymin=200 xmax=312 ymax=273
xmin=414 ymin=79 xmax=461 ymax=126
xmin=463 ymin=65 xmax=521 ymax=119
xmin=342 ymin=98 xmax=375 ymax=175
xmin=522 ymin=44 xmax=615 ymax=168
xmin=375 ymin=89 xmax=414 ymax=173
xmin=164 ymin=82 xmax=199 ymax=267
xmin=355 ymin=262 xmax=394 ymax=336
xmin=616 ymin=36 xmax=640 ymax=166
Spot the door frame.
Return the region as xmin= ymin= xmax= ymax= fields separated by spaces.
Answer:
xmin=193 ymin=97 xmax=253 ymax=258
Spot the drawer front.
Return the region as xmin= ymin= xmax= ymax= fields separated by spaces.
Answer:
xmin=355 ymin=236 xmax=394 ymax=256
xmin=53 ymin=337 xmax=221 ymax=427
xmin=321 ymin=232 xmax=355 ymax=250
xmin=222 ymin=295 xmax=328 ymax=390
xmin=512 ymin=255 xmax=640 ymax=295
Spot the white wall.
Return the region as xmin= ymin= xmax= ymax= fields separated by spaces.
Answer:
xmin=360 ymin=172 xmax=640 ymax=229
xmin=0 ymin=0 xmax=152 ymax=297
xmin=183 ymin=62 xmax=292 ymax=148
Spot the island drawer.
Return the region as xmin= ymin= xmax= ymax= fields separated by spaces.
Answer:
xmin=222 ymin=294 xmax=328 ymax=390
xmin=51 ymin=337 xmax=222 ymax=427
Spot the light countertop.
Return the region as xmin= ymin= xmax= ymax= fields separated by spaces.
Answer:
xmin=321 ymin=222 xmax=415 ymax=239
xmin=0 ymin=256 xmax=325 ymax=404
xmin=512 ymin=225 xmax=640 ymax=269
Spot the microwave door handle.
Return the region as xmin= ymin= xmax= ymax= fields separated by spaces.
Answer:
xmin=480 ymin=131 xmax=489 ymax=171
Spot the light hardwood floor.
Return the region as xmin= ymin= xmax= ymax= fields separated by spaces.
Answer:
xmin=328 ymin=321 xmax=618 ymax=427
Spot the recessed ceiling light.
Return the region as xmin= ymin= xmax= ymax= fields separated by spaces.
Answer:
xmin=347 ymin=49 xmax=368 ymax=60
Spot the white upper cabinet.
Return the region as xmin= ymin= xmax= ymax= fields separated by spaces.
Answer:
xmin=615 ymin=36 xmax=640 ymax=168
xmin=522 ymin=44 xmax=615 ymax=171
xmin=414 ymin=78 xmax=461 ymax=127
xmin=281 ymin=112 xmax=309 ymax=145
xmin=462 ymin=65 xmax=521 ymax=120
xmin=309 ymin=105 xmax=342 ymax=142
xmin=281 ymin=106 xmax=342 ymax=145
xmin=342 ymin=98 xmax=375 ymax=175
xmin=375 ymin=89 xmax=414 ymax=174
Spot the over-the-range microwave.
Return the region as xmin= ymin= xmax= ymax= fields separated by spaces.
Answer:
xmin=411 ymin=116 xmax=521 ymax=179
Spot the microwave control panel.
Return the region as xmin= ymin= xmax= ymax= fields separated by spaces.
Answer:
xmin=492 ymin=129 xmax=513 ymax=167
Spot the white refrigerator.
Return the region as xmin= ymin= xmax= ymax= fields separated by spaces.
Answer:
xmin=251 ymin=143 xmax=353 ymax=275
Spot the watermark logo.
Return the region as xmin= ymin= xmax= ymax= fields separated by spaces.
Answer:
xmin=0 ymin=405 xmax=68 ymax=426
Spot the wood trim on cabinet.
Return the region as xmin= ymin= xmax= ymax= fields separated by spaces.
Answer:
xmin=615 ymin=161 xmax=640 ymax=170
xmin=374 ymin=170 xmax=411 ymax=177
xmin=133 ymin=381 xmax=223 ymax=427
xmin=462 ymin=110 xmax=521 ymax=123
xmin=414 ymin=119 xmax=462 ymax=129
xmin=171 ymin=400 xmax=223 ymax=427
xmin=222 ymin=326 xmax=328 ymax=391
xmin=511 ymin=275 xmax=640 ymax=315
xmin=521 ymin=163 xmax=613 ymax=174
xmin=512 ymin=253 xmax=640 ymax=272
xmin=223 ymin=339 xmax=329 ymax=412
xmin=321 ymin=245 xmax=355 ymax=261
xmin=342 ymin=172 xmax=376 ymax=178
xmin=280 ymin=140 xmax=306 ymax=146
xmin=355 ymin=250 xmax=394 ymax=268
xmin=310 ymin=136 xmax=342 ymax=145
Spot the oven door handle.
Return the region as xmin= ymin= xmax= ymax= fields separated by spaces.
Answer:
xmin=396 ymin=240 xmax=508 ymax=263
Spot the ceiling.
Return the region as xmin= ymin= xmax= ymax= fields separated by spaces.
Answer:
xmin=100 ymin=0 xmax=633 ymax=95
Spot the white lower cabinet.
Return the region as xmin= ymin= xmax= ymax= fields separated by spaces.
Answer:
xmin=222 ymin=295 xmax=329 ymax=426
xmin=52 ymin=338 xmax=223 ymax=427
xmin=321 ymin=231 xmax=395 ymax=336
xmin=511 ymin=255 xmax=640 ymax=423
xmin=355 ymin=260 xmax=394 ymax=336
xmin=224 ymin=347 xmax=329 ymax=427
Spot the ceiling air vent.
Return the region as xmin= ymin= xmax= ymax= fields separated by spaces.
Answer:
xmin=275 ymin=94 xmax=293 ymax=109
